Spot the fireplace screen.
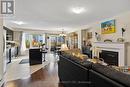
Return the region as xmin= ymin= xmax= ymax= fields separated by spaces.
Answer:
xmin=99 ymin=50 xmax=118 ymax=66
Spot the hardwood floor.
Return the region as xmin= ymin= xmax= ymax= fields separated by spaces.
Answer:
xmin=2 ymin=61 xmax=64 ymax=87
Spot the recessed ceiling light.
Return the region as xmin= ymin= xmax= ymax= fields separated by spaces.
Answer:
xmin=71 ymin=7 xmax=86 ymax=14
xmin=12 ymin=21 xmax=26 ymax=25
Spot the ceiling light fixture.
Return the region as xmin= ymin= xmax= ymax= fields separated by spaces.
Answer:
xmin=59 ymin=29 xmax=66 ymax=37
xmin=71 ymin=7 xmax=86 ymax=14
xmin=12 ymin=21 xmax=26 ymax=25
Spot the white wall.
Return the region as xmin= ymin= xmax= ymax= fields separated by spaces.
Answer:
xmin=0 ymin=20 xmax=3 ymax=87
xmin=0 ymin=2 xmax=4 ymax=86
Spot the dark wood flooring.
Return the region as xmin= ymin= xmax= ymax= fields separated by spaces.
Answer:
xmin=2 ymin=61 xmax=64 ymax=87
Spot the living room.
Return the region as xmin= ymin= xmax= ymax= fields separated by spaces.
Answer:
xmin=0 ymin=0 xmax=130 ymax=87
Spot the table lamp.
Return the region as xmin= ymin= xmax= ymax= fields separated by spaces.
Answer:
xmin=60 ymin=44 xmax=69 ymax=51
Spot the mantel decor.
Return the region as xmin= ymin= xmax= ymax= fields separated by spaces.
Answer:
xmin=121 ymin=28 xmax=126 ymax=37
xmin=95 ymin=32 xmax=101 ymax=41
xmin=101 ymin=19 xmax=116 ymax=34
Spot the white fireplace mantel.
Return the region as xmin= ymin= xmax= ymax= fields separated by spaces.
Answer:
xmin=93 ymin=42 xmax=127 ymax=66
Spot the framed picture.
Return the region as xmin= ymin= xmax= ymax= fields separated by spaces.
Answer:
xmin=101 ymin=20 xmax=116 ymax=34
xmin=87 ymin=32 xmax=92 ymax=39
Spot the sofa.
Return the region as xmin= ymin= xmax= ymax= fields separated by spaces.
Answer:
xmin=58 ymin=52 xmax=130 ymax=87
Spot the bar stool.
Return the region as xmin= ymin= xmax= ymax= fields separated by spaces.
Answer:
xmin=42 ymin=50 xmax=47 ymax=62
xmin=41 ymin=44 xmax=48 ymax=62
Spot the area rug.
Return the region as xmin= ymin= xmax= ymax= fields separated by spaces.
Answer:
xmin=5 ymin=60 xmax=49 ymax=82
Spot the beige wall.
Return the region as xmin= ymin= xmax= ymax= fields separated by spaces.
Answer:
xmin=90 ymin=11 xmax=130 ymax=42
xmin=13 ymin=31 xmax=23 ymax=55
xmin=75 ymin=11 xmax=130 ymax=65
xmin=76 ymin=29 xmax=82 ymax=49
xmin=13 ymin=28 xmax=62 ymax=34
xmin=90 ymin=11 xmax=130 ymax=66
xmin=13 ymin=31 xmax=22 ymax=44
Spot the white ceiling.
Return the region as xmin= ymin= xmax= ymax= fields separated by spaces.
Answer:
xmin=4 ymin=0 xmax=130 ymax=32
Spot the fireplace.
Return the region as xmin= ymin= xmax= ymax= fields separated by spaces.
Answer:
xmin=99 ymin=50 xmax=118 ymax=66
xmin=93 ymin=42 xmax=127 ymax=66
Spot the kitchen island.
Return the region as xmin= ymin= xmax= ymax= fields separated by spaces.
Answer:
xmin=29 ymin=48 xmax=42 ymax=65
